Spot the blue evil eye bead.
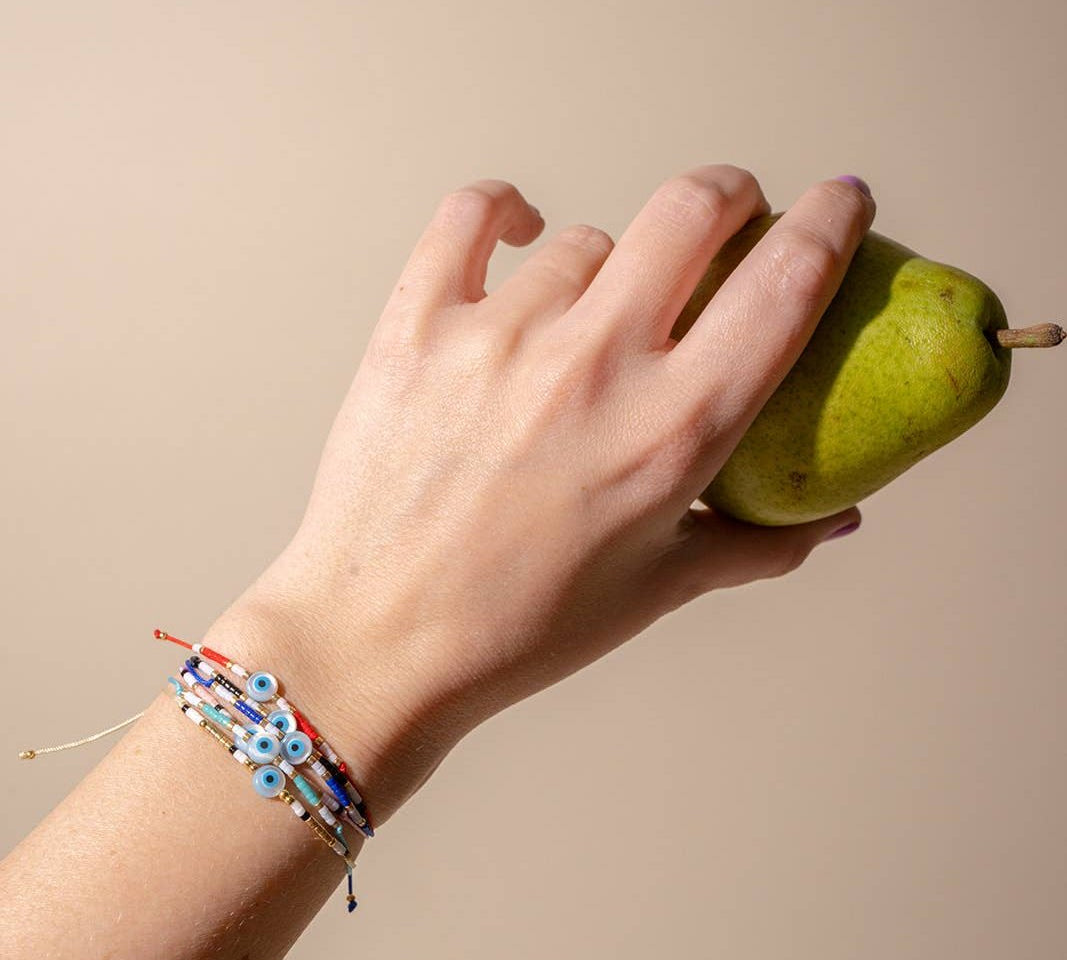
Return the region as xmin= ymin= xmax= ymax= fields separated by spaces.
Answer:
xmin=281 ymin=731 xmax=313 ymax=764
xmin=246 ymin=731 xmax=282 ymax=763
xmin=266 ymin=709 xmax=298 ymax=737
xmin=246 ymin=671 xmax=278 ymax=703
xmin=252 ymin=764 xmax=285 ymax=798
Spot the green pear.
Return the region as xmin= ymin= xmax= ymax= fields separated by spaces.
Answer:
xmin=669 ymin=213 xmax=1063 ymax=525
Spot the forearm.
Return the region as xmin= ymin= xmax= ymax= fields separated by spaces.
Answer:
xmin=0 ymin=593 xmax=441 ymax=960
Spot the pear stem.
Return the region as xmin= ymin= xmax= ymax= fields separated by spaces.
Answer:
xmin=994 ymin=323 xmax=1065 ymax=348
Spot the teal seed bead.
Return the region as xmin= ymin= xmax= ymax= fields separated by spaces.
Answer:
xmin=202 ymin=704 xmax=232 ymax=727
xmin=247 ymin=731 xmax=282 ymax=764
xmin=282 ymin=731 xmax=313 ymax=764
xmin=293 ymin=773 xmax=320 ymax=806
xmin=246 ymin=671 xmax=278 ymax=703
xmin=266 ymin=709 xmax=297 ymax=736
xmin=252 ymin=765 xmax=285 ymax=798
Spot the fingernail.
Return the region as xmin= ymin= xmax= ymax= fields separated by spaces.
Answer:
xmin=823 ymin=519 xmax=861 ymax=541
xmin=834 ymin=175 xmax=872 ymax=199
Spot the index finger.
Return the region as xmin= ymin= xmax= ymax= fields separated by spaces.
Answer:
xmin=663 ymin=176 xmax=876 ymax=455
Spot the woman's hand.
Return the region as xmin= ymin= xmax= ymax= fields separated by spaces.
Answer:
xmin=212 ymin=164 xmax=875 ymax=826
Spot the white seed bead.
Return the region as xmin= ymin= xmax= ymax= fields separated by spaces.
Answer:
xmin=331 ymin=839 xmax=346 ymax=855
xmin=192 ymin=642 xmax=203 ymax=653
xmin=181 ymin=690 xmax=203 ymax=708
xmin=278 ymin=758 xmax=296 ymax=777
xmin=183 ymin=708 xmax=203 ymax=727
xmin=213 ymin=686 xmax=237 ymax=704
xmin=289 ymin=800 xmax=307 ymax=819
xmin=230 ymin=662 xmax=249 ymax=678
xmin=233 ymin=749 xmax=251 ymax=765
xmin=321 ymin=793 xmax=340 ymax=812
xmin=320 ymin=806 xmax=338 ymax=827
xmin=276 ymin=697 xmax=290 ymax=711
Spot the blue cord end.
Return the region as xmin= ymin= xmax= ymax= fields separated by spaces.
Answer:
xmin=346 ymin=871 xmax=358 ymax=912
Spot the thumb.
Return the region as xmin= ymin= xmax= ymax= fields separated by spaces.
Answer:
xmin=650 ymin=504 xmax=862 ymax=607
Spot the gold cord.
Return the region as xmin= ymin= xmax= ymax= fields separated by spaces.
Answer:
xmin=18 ymin=710 xmax=147 ymax=759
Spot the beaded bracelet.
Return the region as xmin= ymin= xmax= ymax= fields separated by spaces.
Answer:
xmin=18 ymin=626 xmax=375 ymax=915
xmin=178 ymin=652 xmax=372 ymax=834
xmin=167 ymin=678 xmax=361 ymax=912
xmin=170 ymin=668 xmax=358 ymax=837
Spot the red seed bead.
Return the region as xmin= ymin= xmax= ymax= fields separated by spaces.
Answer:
xmin=291 ymin=707 xmax=320 ymax=740
xmin=199 ymin=646 xmax=230 ymax=668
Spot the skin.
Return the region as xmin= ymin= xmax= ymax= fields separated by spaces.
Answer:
xmin=0 ymin=164 xmax=873 ymax=959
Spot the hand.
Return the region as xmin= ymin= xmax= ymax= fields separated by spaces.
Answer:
xmin=210 ymin=164 xmax=875 ymax=826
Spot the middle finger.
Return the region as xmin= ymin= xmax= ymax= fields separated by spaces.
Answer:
xmin=563 ymin=163 xmax=769 ymax=354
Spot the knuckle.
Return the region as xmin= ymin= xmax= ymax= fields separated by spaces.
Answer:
xmin=770 ymin=541 xmax=810 ymax=579
xmin=809 ymin=177 xmax=871 ymax=220
xmin=659 ymin=174 xmax=732 ymax=223
xmin=557 ymin=223 xmax=615 ymax=256
xmin=763 ymin=227 xmax=841 ymax=304
xmin=708 ymin=163 xmax=761 ymax=196
xmin=437 ymin=182 xmax=508 ymax=223
xmin=367 ymin=315 xmax=434 ymax=372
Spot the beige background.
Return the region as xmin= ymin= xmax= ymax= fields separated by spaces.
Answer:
xmin=2 ymin=2 xmax=1065 ymax=957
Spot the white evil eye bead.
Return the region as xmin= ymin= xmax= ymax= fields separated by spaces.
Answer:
xmin=246 ymin=732 xmax=281 ymax=763
xmin=246 ymin=671 xmax=278 ymax=702
xmin=266 ymin=710 xmax=298 ymax=736
xmin=232 ymin=724 xmax=256 ymax=746
xmin=281 ymin=731 xmax=313 ymax=764
xmin=252 ymin=765 xmax=285 ymax=798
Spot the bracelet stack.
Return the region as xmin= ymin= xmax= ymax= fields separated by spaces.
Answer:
xmin=18 ymin=627 xmax=374 ymax=916
xmin=157 ymin=628 xmax=374 ymax=913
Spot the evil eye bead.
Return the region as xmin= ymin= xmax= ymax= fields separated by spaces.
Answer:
xmin=252 ymin=765 xmax=285 ymax=798
xmin=246 ymin=671 xmax=278 ymax=703
xmin=266 ymin=709 xmax=298 ymax=737
xmin=281 ymin=731 xmax=313 ymax=764
xmin=246 ymin=731 xmax=281 ymax=764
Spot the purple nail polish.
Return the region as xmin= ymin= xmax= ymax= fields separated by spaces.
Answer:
xmin=824 ymin=519 xmax=861 ymax=541
xmin=834 ymin=175 xmax=872 ymax=199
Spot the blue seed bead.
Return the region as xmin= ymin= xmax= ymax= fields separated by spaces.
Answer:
xmin=234 ymin=699 xmax=265 ymax=725
xmin=325 ymin=775 xmax=352 ymax=807
xmin=281 ymin=731 xmax=313 ymax=764
xmin=252 ymin=764 xmax=285 ymax=798
xmin=266 ymin=710 xmax=298 ymax=736
xmin=246 ymin=671 xmax=278 ymax=702
xmin=246 ymin=732 xmax=282 ymax=764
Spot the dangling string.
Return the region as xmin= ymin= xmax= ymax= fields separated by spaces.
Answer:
xmin=16 ymin=630 xmax=186 ymax=759
xmin=346 ymin=863 xmax=357 ymax=912
xmin=18 ymin=709 xmax=146 ymax=760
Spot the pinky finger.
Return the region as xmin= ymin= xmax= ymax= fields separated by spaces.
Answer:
xmin=648 ymin=505 xmax=862 ymax=610
xmin=391 ymin=179 xmax=545 ymax=310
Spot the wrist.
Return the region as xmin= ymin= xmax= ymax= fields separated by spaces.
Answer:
xmin=196 ymin=586 xmax=457 ymax=829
